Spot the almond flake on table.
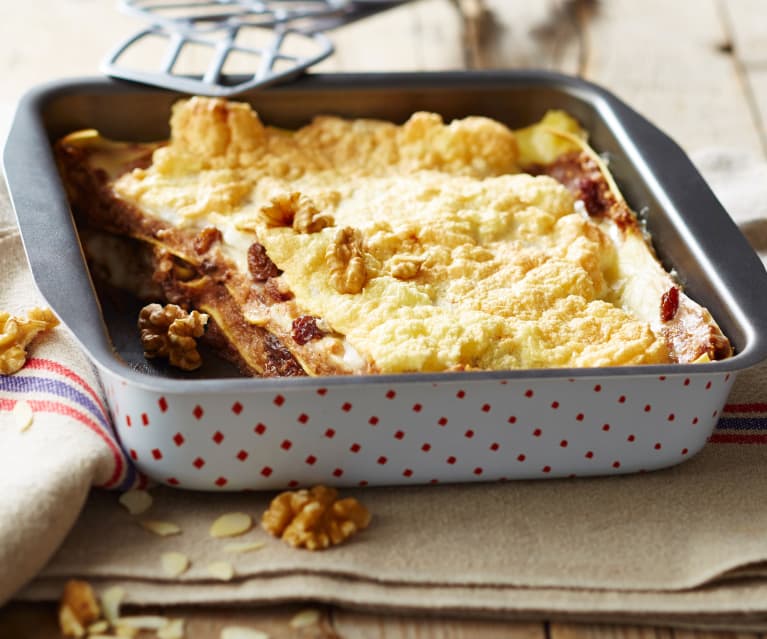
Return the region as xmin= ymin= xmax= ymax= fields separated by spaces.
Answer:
xmin=223 ymin=541 xmax=266 ymax=553
xmin=140 ymin=520 xmax=181 ymax=536
xmin=114 ymin=615 xmax=170 ymax=630
xmin=58 ymin=604 xmax=85 ymax=638
xmin=100 ymin=586 xmax=125 ymax=624
xmin=118 ymin=489 xmax=153 ymax=515
xmin=220 ymin=627 xmax=270 ymax=639
xmin=87 ymin=620 xmax=110 ymax=634
xmin=210 ymin=512 xmax=253 ymax=538
xmin=289 ymin=608 xmax=321 ymax=629
xmin=12 ymin=400 xmax=33 ymax=431
xmin=207 ymin=560 xmax=235 ymax=581
xmin=161 ymin=551 xmax=190 ymax=577
xmin=157 ymin=618 xmax=185 ymax=639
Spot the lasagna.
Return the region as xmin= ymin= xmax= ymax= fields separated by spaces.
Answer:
xmin=55 ymin=97 xmax=732 ymax=376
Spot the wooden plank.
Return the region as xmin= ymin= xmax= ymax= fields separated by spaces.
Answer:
xmin=748 ymin=68 xmax=767 ymax=138
xmin=720 ymin=0 xmax=767 ymax=156
xmin=674 ymin=629 xmax=764 ymax=639
xmin=572 ymin=0 xmax=763 ymax=155
xmin=332 ymin=609 xmax=546 ymax=639
xmin=463 ymin=0 xmax=583 ymax=74
xmin=551 ymin=623 xmax=674 ymax=639
xmin=719 ymin=0 xmax=767 ymax=64
xmin=316 ymin=0 xmax=464 ymax=73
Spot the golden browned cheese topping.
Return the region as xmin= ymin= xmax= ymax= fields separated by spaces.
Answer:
xmin=113 ymin=97 xmax=672 ymax=373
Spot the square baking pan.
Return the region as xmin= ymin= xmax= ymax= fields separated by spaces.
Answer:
xmin=5 ymin=70 xmax=767 ymax=490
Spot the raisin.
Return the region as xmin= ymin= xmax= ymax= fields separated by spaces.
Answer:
xmin=292 ymin=315 xmax=323 ymax=345
xmin=247 ymin=242 xmax=280 ymax=281
xmin=578 ymin=177 xmax=608 ymax=217
xmin=193 ymin=225 xmax=222 ymax=254
xmin=660 ymin=286 xmax=680 ymax=322
xmin=263 ymin=332 xmax=304 ymax=377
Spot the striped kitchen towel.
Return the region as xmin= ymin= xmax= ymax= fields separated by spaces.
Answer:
xmin=0 ymin=219 xmax=135 ymax=604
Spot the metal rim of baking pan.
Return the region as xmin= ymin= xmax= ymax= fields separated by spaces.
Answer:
xmin=4 ymin=69 xmax=767 ymax=392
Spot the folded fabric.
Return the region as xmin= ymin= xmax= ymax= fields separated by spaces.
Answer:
xmin=3 ymin=148 xmax=767 ymax=628
xmin=0 ymin=186 xmax=133 ymax=604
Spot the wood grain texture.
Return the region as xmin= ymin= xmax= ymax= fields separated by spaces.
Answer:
xmin=673 ymin=630 xmax=766 ymax=639
xmin=551 ymin=623 xmax=674 ymax=639
xmin=316 ymin=0 xmax=463 ymax=72
xmin=719 ymin=0 xmax=767 ymax=157
xmin=718 ymin=0 xmax=767 ymax=64
xmin=332 ymin=609 xmax=545 ymax=638
xmin=747 ymin=69 xmax=767 ymax=145
xmin=572 ymin=0 xmax=762 ymax=155
xmin=462 ymin=0 xmax=584 ymax=75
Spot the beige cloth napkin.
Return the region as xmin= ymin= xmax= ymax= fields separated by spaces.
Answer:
xmin=4 ymin=149 xmax=767 ymax=628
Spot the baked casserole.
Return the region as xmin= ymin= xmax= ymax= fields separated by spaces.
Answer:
xmin=55 ymin=97 xmax=732 ymax=376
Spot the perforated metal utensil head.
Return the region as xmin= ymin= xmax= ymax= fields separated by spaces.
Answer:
xmin=102 ymin=0 xmax=399 ymax=96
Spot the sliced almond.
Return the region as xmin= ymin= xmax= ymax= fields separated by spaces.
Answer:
xmin=206 ymin=560 xmax=235 ymax=581
xmin=59 ymin=604 xmax=85 ymax=638
xmin=220 ymin=627 xmax=270 ymax=639
xmin=118 ymin=489 xmax=153 ymax=515
xmin=115 ymin=615 xmax=170 ymax=630
xmin=157 ymin=618 xmax=185 ymax=639
xmin=114 ymin=626 xmax=138 ymax=638
xmin=161 ymin=551 xmax=190 ymax=578
xmin=13 ymin=400 xmax=34 ymax=431
xmin=209 ymin=512 xmax=253 ymax=538
xmin=87 ymin=620 xmax=110 ymax=634
xmin=140 ymin=520 xmax=181 ymax=536
xmin=100 ymin=586 xmax=125 ymax=624
xmin=223 ymin=541 xmax=266 ymax=554
xmin=288 ymin=608 xmax=321 ymax=629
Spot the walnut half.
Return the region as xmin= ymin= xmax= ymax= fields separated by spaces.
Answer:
xmin=261 ymin=192 xmax=334 ymax=234
xmin=262 ymin=485 xmax=371 ymax=550
xmin=327 ymin=227 xmax=368 ymax=294
xmin=0 ymin=308 xmax=59 ymax=375
xmin=138 ymin=303 xmax=209 ymax=371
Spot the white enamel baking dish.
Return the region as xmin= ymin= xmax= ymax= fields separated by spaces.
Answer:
xmin=5 ymin=71 xmax=767 ymax=490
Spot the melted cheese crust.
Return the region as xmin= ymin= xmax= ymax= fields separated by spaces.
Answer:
xmin=113 ymin=97 xmax=671 ymax=373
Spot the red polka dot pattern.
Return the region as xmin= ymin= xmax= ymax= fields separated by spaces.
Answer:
xmin=105 ymin=370 xmax=734 ymax=490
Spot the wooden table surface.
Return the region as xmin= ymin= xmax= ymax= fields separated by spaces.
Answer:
xmin=2 ymin=0 xmax=767 ymax=636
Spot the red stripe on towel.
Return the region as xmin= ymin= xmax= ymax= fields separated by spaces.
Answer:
xmin=724 ymin=403 xmax=767 ymax=414
xmin=26 ymin=358 xmax=109 ymax=423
